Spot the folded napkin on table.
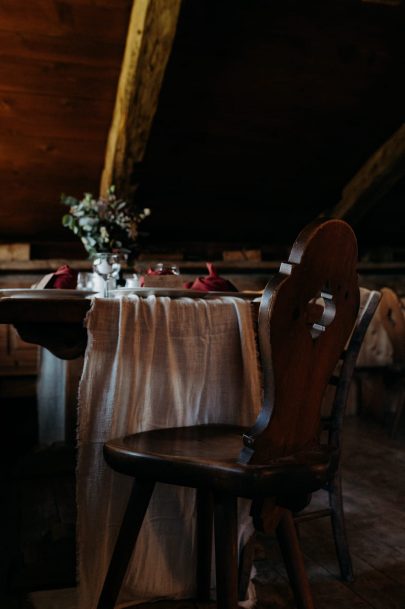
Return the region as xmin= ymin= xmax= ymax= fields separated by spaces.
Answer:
xmin=50 ymin=264 xmax=78 ymax=288
xmin=184 ymin=262 xmax=238 ymax=292
xmin=32 ymin=264 xmax=78 ymax=289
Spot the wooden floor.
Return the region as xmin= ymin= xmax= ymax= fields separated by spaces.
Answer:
xmin=252 ymin=417 xmax=405 ymax=609
xmin=1 ymin=407 xmax=405 ymax=609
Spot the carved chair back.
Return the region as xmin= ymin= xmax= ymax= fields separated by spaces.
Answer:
xmin=378 ymin=287 xmax=405 ymax=368
xmin=377 ymin=287 xmax=405 ymax=436
xmin=241 ymin=219 xmax=359 ymax=465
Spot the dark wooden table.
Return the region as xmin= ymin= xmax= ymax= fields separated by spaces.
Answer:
xmin=0 ymin=296 xmax=261 ymax=361
xmin=0 ymin=297 xmax=92 ymax=359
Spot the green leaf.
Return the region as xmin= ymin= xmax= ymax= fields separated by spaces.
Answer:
xmin=62 ymin=214 xmax=71 ymax=226
xmin=61 ymin=195 xmax=79 ymax=207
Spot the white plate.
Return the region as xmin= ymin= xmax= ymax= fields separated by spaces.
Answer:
xmin=0 ymin=289 xmax=97 ymax=299
xmin=110 ymin=287 xmax=262 ymax=299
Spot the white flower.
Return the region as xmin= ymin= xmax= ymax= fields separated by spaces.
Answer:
xmin=100 ymin=226 xmax=110 ymax=243
xmin=61 ymin=186 xmax=151 ymax=258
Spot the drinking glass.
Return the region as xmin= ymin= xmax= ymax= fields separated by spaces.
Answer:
xmin=77 ymin=272 xmax=93 ymax=290
xmin=92 ymin=252 xmax=125 ymax=297
xmin=125 ymin=274 xmax=140 ymax=288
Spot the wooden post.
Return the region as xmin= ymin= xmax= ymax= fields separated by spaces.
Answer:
xmin=329 ymin=123 xmax=405 ymax=224
xmin=100 ymin=0 xmax=182 ymax=200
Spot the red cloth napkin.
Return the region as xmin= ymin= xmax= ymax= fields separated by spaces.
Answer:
xmin=184 ymin=262 xmax=238 ymax=292
xmin=49 ymin=265 xmax=78 ymax=289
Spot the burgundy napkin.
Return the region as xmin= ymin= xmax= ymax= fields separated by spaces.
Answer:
xmin=184 ymin=262 xmax=238 ymax=292
xmin=49 ymin=265 xmax=78 ymax=289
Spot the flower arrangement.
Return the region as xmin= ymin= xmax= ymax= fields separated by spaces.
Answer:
xmin=61 ymin=186 xmax=151 ymax=260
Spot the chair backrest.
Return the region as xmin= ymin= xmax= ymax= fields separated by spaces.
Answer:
xmin=325 ymin=288 xmax=381 ymax=449
xmin=377 ymin=287 xmax=405 ymax=367
xmin=240 ymin=219 xmax=359 ymax=464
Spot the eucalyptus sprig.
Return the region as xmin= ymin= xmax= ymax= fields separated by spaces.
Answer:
xmin=61 ymin=186 xmax=150 ymax=260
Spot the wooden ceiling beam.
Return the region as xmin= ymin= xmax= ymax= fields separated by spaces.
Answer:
xmin=100 ymin=0 xmax=182 ymax=200
xmin=329 ymin=123 xmax=405 ymax=225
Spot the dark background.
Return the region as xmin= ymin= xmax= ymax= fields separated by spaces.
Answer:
xmin=137 ymin=0 xmax=405 ymax=258
xmin=0 ymin=0 xmax=404 ymax=259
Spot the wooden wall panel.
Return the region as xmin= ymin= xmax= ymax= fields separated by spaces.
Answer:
xmin=0 ymin=31 xmax=126 ymax=65
xmin=0 ymin=0 xmax=131 ymax=39
xmin=0 ymin=0 xmax=132 ymax=241
xmin=0 ymin=134 xmax=102 ymax=171
xmin=0 ymin=92 xmax=113 ymax=141
xmin=0 ymin=58 xmax=118 ymax=99
xmin=0 ymin=0 xmax=404 ymax=254
xmin=0 ymin=134 xmax=104 ymax=236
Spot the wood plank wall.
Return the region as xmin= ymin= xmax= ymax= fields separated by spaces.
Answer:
xmin=0 ymin=0 xmax=405 ymax=259
xmin=0 ymin=0 xmax=132 ymax=240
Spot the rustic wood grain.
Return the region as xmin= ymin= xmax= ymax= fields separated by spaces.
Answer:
xmin=0 ymin=91 xmax=113 ymax=141
xmin=0 ymin=143 xmax=103 ymax=235
xmin=0 ymin=0 xmax=132 ymax=40
xmin=0 ymin=133 xmax=104 ymax=171
xmin=1 ymin=172 xmax=95 ymax=201
xmin=0 ymin=136 xmax=104 ymax=228
xmin=1 ymin=0 xmax=405 ymax=249
xmin=330 ymin=123 xmax=405 ymax=225
xmin=0 ymin=57 xmax=119 ymax=100
xmin=0 ymin=30 xmax=126 ymax=66
xmin=0 ymin=2 xmax=123 ymax=227
xmin=100 ymin=0 xmax=182 ymax=198
xmin=265 ymin=417 xmax=405 ymax=609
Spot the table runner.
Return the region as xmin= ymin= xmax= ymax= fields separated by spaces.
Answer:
xmin=77 ymin=295 xmax=262 ymax=608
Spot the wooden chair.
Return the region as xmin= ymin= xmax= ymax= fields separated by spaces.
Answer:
xmin=377 ymin=287 xmax=405 ymax=437
xmin=96 ymin=218 xmax=360 ymax=609
xmin=294 ymin=288 xmax=381 ymax=583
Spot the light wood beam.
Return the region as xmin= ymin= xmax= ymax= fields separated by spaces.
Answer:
xmin=330 ymin=122 xmax=405 ymax=224
xmin=100 ymin=0 xmax=182 ymax=200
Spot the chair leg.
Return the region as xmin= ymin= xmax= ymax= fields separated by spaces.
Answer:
xmin=213 ymin=492 xmax=238 ymax=609
xmin=97 ymin=478 xmax=155 ymax=609
xmin=354 ymin=373 xmax=363 ymax=416
xmin=196 ymin=488 xmax=214 ymax=601
xmin=238 ymin=532 xmax=256 ymax=601
xmin=276 ymin=510 xmax=315 ymax=609
xmin=390 ymin=386 xmax=405 ymax=438
xmin=329 ymin=474 xmax=354 ymax=582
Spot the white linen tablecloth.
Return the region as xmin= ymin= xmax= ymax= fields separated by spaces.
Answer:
xmin=77 ymin=295 xmax=262 ymax=609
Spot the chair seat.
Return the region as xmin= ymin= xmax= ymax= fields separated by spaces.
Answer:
xmin=104 ymin=424 xmax=338 ymax=499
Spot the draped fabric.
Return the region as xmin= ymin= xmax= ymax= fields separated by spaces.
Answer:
xmin=77 ymin=295 xmax=261 ymax=608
